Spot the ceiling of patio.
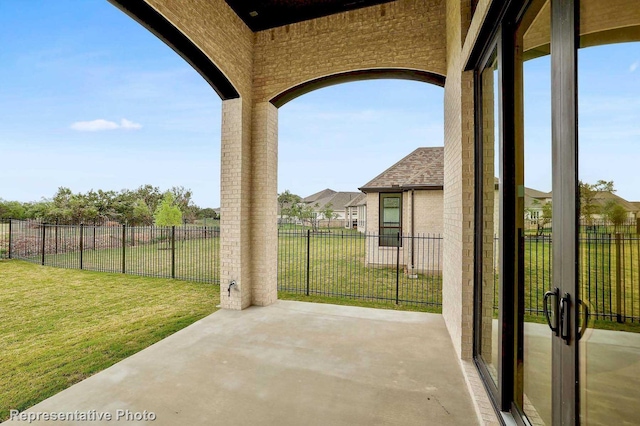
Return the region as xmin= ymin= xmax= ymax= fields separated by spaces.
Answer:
xmin=224 ymin=0 xmax=397 ymax=31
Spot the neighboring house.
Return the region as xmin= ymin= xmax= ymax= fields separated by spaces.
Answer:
xmin=524 ymin=188 xmax=552 ymax=219
xmin=359 ymin=147 xmax=445 ymax=273
xmin=344 ymin=193 xmax=367 ymax=231
xmin=524 ymin=187 xmax=552 ymax=232
xmin=303 ymin=189 xmax=362 ymax=227
xmin=589 ymin=191 xmax=639 ymax=221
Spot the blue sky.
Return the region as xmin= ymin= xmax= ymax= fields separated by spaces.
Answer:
xmin=0 ymin=1 xmax=637 ymax=208
xmin=0 ymin=0 xmax=443 ymax=208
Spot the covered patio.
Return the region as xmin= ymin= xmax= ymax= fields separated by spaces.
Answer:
xmin=7 ymin=301 xmax=478 ymax=425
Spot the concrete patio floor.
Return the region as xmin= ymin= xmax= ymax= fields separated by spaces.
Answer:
xmin=7 ymin=301 xmax=479 ymax=425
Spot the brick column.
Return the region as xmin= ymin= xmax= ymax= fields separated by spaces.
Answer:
xmin=220 ymin=98 xmax=253 ymax=310
xmin=250 ymin=102 xmax=278 ymax=306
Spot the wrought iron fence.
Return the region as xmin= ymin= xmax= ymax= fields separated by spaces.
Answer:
xmin=495 ymin=233 xmax=640 ymax=323
xmin=278 ymin=229 xmax=443 ymax=309
xmin=6 ymin=218 xmax=637 ymax=321
xmin=6 ymin=219 xmax=220 ymax=283
xmin=527 ymin=218 xmax=640 ymax=236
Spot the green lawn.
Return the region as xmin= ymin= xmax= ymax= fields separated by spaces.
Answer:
xmin=520 ymin=235 xmax=640 ymax=324
xmin=277 ymin=232 xmax=442 ymax=311
xmin=19 ymin=237 xmax=220 ymax=283
xmin=0 ymin=260 xmax=219 ymax=421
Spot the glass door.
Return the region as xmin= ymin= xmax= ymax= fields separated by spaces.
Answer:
xmin=577 ymin=1 xmax=640 ymax=425
xmin=516 ymin=1 xmax=553 ymax=424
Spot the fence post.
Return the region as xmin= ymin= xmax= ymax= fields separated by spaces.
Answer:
xmin=122 ymin=224 xmax=126 ymax=274
xmin=41 ymin=223 xmax=46 ymax=266
xmin=396 ymin=232 xmax=400 ymax=305
xmin=306 ymin=229 xmax=311 ymax=296
xmin=8 ymin=219 xmax=12 ymax=259
xmin=55 ymin=219 xmax=58 ymax=254
xmin=79 ymin=223 xmax=84 ymax=270
xmin=636 ymin=218 xmax=640 ymax=235
xmin=616 ymin=233 xmax=623 ymax=323
xmin=171 ymin=226 xmax=176 ymax=279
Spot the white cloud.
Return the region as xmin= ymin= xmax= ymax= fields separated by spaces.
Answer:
xmin=70 ymin=118 xmax=142 ymax=132
xmin=119 ymin=118 xmax=142 ymax=130
xmin=630 ymin=61 xmax=639 ymax=73
xmin=70 ymin=119 xmax=119 ymax=131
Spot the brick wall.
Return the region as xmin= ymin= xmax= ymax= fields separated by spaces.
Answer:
xmin=253 ymin=0 xmax=447 ymax=104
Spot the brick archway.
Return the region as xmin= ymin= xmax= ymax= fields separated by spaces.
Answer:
xmin=270 ymin=68 xmax=445 ymax=107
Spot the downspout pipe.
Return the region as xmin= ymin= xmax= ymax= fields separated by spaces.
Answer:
xmin=410 ymin=189 xmax=417 ymax=278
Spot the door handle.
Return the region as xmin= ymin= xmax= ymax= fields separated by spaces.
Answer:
xmin=543 ymin=288 xmax=559 ymax=335
xmin=560 ymin=293 xmax=571 ymax=344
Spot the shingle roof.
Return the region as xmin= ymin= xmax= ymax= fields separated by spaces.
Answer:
xmin=593 ymin=191 xmax=638 ymax=212
xmin=359 ymin=147 xmax=444 ymax=191
xmin=303 ymin=188 xmax=337 ymax=203
xmin=311 ymin=191 xmax=363 ymax=211
xmin=525 ymin=188 xmax=552 ymax=199
xmin=344 ymin=192 xmax=366 ymax=207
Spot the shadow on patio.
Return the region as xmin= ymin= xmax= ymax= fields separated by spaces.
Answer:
xmin=7 ymin=301 xmax=478 ymax=425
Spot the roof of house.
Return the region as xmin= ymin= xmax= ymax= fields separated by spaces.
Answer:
xmin=303 ymin=188 xmax=337 ymax=204
xmin=359 ymin=147 xmax=444 ymax=192
xmin=592 ymin=191 xmax=639 ymax=212
xmin=310 ymin=191 xmax=363 ymax=211
xmin=344 ymin=193 xmax=367 ymax=208
xmin=525 ymin=188 xmax=551 ymax=199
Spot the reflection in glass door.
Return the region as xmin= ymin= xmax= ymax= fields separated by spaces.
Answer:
xmin=578 ymin=2 xmax=640 ymax=424
xmin=478 ymin=48 xmax=500 ymax=387
xmin=517 ymin=1 xmax=553 ymax=424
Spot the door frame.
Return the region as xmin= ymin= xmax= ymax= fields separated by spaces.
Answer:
xmin=471 ymin=0 xmax=582 ymax=424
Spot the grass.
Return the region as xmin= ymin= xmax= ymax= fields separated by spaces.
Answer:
xmin=515 ymin=235 xmax=640 ymax=328
xmin=0 ymin=259 xmax=219 ymax=421
xmin=277 ymin=231 xmax=443 ymax=311
xmin=18 ymin=237 xmax=220 ymax=283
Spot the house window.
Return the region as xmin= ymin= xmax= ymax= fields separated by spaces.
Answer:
xmin=379 ymin=193 xmax=402 ymax=247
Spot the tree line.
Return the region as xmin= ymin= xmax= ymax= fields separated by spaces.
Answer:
xmin=0 ymin=185 xmax=219 ymax=226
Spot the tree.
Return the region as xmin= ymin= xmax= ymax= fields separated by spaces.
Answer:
xmin=197 ymin=207 xmax=219 ymax=220
xmin=131 ymin=199 xmax=153 ymax=226
xmin=0 ymin=199 xmax=26 ymax=220
xmin=154 ymin=192 xmax=183 ymax=227
xmin=579 ymin=180 xmax=615 ymax=228
xmin=170 ymin=186 xmax=196 ymax=223
xmin=320 ymin=203 xmax=338 ymax=228
xmin=525 ymin=199 xmax=552 ymax=236
xmin=602 ymin=200 xmax=628 ymax=233
xmin=278 ymin=190 xmax=302 ymax=221
xmin=293 ymin=202 xmax=320 ymax=231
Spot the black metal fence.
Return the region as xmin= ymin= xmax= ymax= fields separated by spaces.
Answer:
xmin=278 ymin=229 xmax=443 ymax=309
xmin=5 ymin=218 xmax=637 ymax=321
xmin=527 ymin=218 xmax=640 ymax=236
xmin=503 ymin=233 xmax=640 ymax=323
xmin=6 ymin=219 xmax=220 ymax=283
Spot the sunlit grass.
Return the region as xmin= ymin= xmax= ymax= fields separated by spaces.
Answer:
xmin=0 ymin=260 xmax=219 ymax=421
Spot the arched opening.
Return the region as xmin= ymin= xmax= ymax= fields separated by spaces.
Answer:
xmin=270 ymin=68 xmax=445 ymax=107
xmin=274 ymin=76 xmax=445 ymax=311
